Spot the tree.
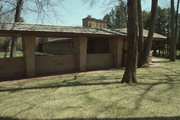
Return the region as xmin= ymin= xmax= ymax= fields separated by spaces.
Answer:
xmin=109 ymin=9 xmax=116 ymax=28
xmin=103 ymin=13 xmax=113 ymax=28
xmin=178 ymin=17 xmax=180 ymax=51
xmin=141 ymin=0 xmax=158 ymax=67
xmin=155 ymin=7 xmax=170 ymax=36
xmin=170 ymin=0 xmax=176 ymax=61
xmin=0 ymin=1 xmax=16 ymax=58
xmin=0 ymin=1 xmax=16 ymax=17
xmin=143 ymin=7 xmax=170 ymax=37
xmin=1 ymin=0 xmax=62 ymax=57
xmin=142 ymin=7 xmax=170 ymax=57
xmin=175 ymin=0 xmax=180 ymax=53
xmin=115 ymin=0 xmax=127 ymax=28
xmin=142 ymin=11 xmax=151 ymax=30
xmin=0 ymin=1 xmax=14 ymax=22
xmin=103 ymin=0 xmax=127 ymax=28
xmin=121 ymin=0 xmax=138 ymax=83
xmin=137 ymin=0 xmax=144 ymax=67
xmin=10 ymin=0 xmax=23 ymax=58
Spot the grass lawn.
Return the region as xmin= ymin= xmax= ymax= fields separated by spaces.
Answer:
xmin=0 ymin=57 xmax=180 ymax=120
xmin=177 ymin=50 xmax=180 ymax=56
xmin=0 ymin=51 xmax=55 ymax=58
xmin=0 ymin=51 xmax=23 ymax=58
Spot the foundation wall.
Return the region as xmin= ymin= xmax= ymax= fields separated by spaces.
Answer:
xmin=36 ymin=55 xmax=76 ymax=75
xmin=0 ymin=57 xmax=25 ymax=79
xmin=86 ymin=53 xmax=113 ymax=70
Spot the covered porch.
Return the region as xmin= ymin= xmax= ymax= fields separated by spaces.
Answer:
xmin=0 ymin=23 xmax=125 ymax=80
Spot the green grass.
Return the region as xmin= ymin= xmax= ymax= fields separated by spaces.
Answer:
xmin=0 ymin=51 xmax=23 ymax=58
xmin=177 ymin=50 xmax=180 ymax=56
xmin=156 ymin=50 xmax=180 ymax=56
xmin=0 ymin=51 xmax=55 ymax=58
xmin=0 ymin=57 xmax=180 ymax=120
xmin=35 ymin=52 xmax=56 ymax=56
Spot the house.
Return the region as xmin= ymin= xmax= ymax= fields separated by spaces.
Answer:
xmin=82 ymin=15 xmax=107 ymax=29
xmin=42 ymin=38 xmax=75 ymax=55
xmin=0 ymin=17 xmax=166 ymax=80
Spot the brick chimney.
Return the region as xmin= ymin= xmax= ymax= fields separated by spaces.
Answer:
xmin=82 ymin=16 xmax=107 ymax=29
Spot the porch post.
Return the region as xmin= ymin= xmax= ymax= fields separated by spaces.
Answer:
xmin=22 ymin=34 xmax=36 ymax=77
xmin=110 ymin=38 xmax=123 ymax=68
xmin=75 ymin=37 xmax=87 ymax=71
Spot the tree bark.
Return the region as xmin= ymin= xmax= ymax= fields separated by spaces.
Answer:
xmin=121 ymin=0 xmax=138 ymax=84
xmin=175 ymin=0 xmax=180 ymax=55
xmin=141 ymin=0 xmax=158 ymax=67
xmin=175 ymin=0 xmax=180 ymax=35
xmin=137 ymin=0 xmax=144 ymax=68
xmin=170 ymin=0 xmax=176 ymax=61
xmin=4 ymin=37 xmax=11 ymax=58
xmin=10 ymin=0 xmax=23 ymax=58
xmin=179 ymin=23 xmax=180 ymax=50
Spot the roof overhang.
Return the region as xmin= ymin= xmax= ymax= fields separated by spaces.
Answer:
xmin=0 ymin=23 xmax=167 ymax=40
xmin=0 ymin=30 xmax=126 ymax=38
xmin=0 ymin=23 xmax=126 ymax=38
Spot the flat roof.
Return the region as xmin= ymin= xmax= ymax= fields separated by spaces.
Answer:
xmin=0 ymin=23 xmax=124 ymax=37
xmin=0 ymin=23 xmax=167 ymax=40
xmin=115 ymin=28 xmax=167 ymax=39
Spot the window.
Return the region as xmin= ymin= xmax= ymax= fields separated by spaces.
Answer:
xmin=0 ymin=36 xmax=23 ymax=58
xmin=88 ymin=23 xmax=91 ymax=27
xmin=36 ymin=37 xmax=75 ymax=56
xmin=87 ymin=38 xmax=110 ymax=53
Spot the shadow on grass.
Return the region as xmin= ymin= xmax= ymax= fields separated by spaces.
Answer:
xmin=0 ymin=65 xmax=179 ymax=95
xmin=0 ymin=75 xmax=121 ymax=92
xmin=129 ymin=67 xmax=180 ymax=115
xmin=152 ymin=61 xmax=170 ymax=63
xmin=1 ymin=116 xmax=180 ymax=120
xmin=0 ymin=63 xmax=179 ymax=120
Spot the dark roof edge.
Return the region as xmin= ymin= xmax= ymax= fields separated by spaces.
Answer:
xmin=0 ymin=30 xmax=126 ymax=38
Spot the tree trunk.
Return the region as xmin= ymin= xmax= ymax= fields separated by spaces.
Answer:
xmin=169 ymin=0 xmax=176 ymax=61
xmin=121 ymin=0 xmax=138 ymax=84
xmin=141 ymin=0 xmax=158 ymax=67
xmin=175 ymin=0 xmax=180 ymax=36
xmin=10 ymin=0 xmax=23 ymax=58
xmin=4 ymin=38 xmax=11 ymax=58
xmin=137 ymin=0 xmax=144 ymax=68
xmin=175 ymin=0 xmax=180 ymax=55
xmin=179 ymin=24 xmax=180 ymax=50
xmin=0 ymin=2 xmax=3 ymax=13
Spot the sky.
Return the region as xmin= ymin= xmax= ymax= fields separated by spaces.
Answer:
xmin=23 ymin=0 xmax=171 ymax=26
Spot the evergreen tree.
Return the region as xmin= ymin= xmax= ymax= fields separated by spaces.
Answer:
xmin=103 ymin=0 xmax=127 ymax=28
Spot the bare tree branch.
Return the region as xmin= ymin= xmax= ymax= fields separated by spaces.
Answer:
xmin=0 ymin=8 xmax=15 ymax=16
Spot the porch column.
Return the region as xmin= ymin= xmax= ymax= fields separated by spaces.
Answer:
xmin=22 ymin=34 xmax=36 ymax=77
xmin=110 ymin=38 xmax=123 ymax=68
xmin=75 ymin=37 xmax=87 ymax=71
